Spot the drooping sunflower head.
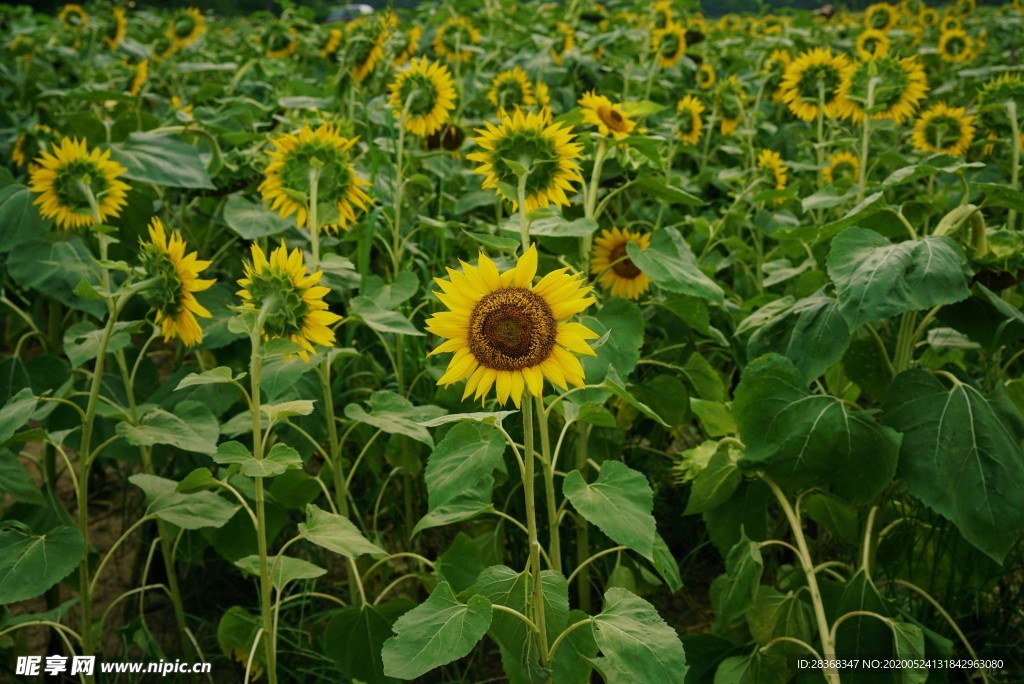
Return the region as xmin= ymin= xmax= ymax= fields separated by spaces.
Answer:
xmin=319 ymin=27 xmax=343 ymax=60
xmin=394 ymin=25 xmax=422 ymax=65
xmin=676 ymin=94 xmax=705 ymax=145
xmin=426 ymin=245 xmax=598 ymax=406
xmin=764 ymin=49 xmax=791 ymax=102
xmin=590 ymin=227 xmax=652 ymax=300
xmin=12 ymin=124 xmax=61 ymax=170
xmin=976 ymin=73 xmax=1024 ymax=138
xmin=864 ymin=3 xmax=898 ymax=31
xmin=652 ymin=0 xmax=673 ymax=29
xmin=104 ymin=8 xmax=127 ymax=51
xmin=58 ymin=4 xmax=88 ymax=31
xmin=551 ymin=22 xmax=575 ymax=65
xmin=347 ymin=16 xmax=389 ymax=82
xmin=467 ymin=108 xmax=583 ymax=212
xmin=652 ymin=22 xmax=687 ymax=69
xmin=938 ymin=28 xmax=974 ymax=64
xmin=856 ymin=29 xmax=890 ymax=59
xmin=715 ymin=76 xmax=747 ymax=135
xmin=129 ymin=59 xmax=149 ymax=97
xmin=237 ymin=242 xmax=341 ymax=361
xmin=487 ymin=66 xmax=536 ymax=112
xmin=389 ymin=57 xmax=457 ymax=138
xmin=139 ymin=217 xmax=215 ymax=347
xmin=433 ymin=16 xmax=480 ymax=64
xmin=150 ymin=33 xmax=178 ymax=62
xmin=757 ymin=149 xmax=788 ymax=203
xmin=167 ymin=8 xmax=205 ymax=49
xmin=838 ymin=55 xmax=928 ymax=124
xmin=261 ymin=23 xmax=298 ymax=59
xmin=258 ymin=123 xmax=371 ymax=233
xmin=697 ymin=62 xmax=716 ymax=89
xmin=822 ymin=150 xmax=860 ymax=185
xmin=911 ymin=102 xmax=975 ymax=156
xmin=778 ymin=47 xmax=851 ymax=122
xmin=579 ymin=91 xmax=636 ymax=140
xmin=29 ymin=137 xmax=130 ymax=230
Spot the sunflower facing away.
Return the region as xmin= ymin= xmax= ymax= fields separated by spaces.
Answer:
xmin=348 ymin=17 xmax=388 ymax=82
xmin=12 ymin=125 xmax=61 ymax=170
xmin=579 ymin=91 xmax=636 ymax=140
xmin=259 ymin=124 xmax=371 ymax=233
xmin=697 ymin=63 xmax=716 ymax=90
xmin=939 ymin=15 xmax=962 ymax=33
xmin=715 ymin=76 xmax=747 ymax=135
xmin=838 ymin=55 xmax=928 ymax=124
xmin=467 ymin=108 xmax=583 ymax=212
xmin=856 ymin=29 xmax=890 ymax=59
xmin=29 ymin=137 xmax=130 ymax=230
xmin=938 ymin=28 xmax=974 ymax=64
xmin=167 ymin=8 xmax=205 ymax=49
xmin=319 ymin=28 xmax=343 ymax=60
xmin=262 ymin=24 xmax=298 ymax=59
xmin=394 ymin=25 xmax=422 ymax=65
xmin=822 ymin=150 xmax=860 ymax=184
xmin=778 ymin=48 xmax=851 ymax=122
xmin=757 ymin=149 xmax=788 ymax=203
xmin=487 ymin=67 xmax=536 ymax=112
xmin=764 ymin=49 xmax=792 ymax=103
xmin=590 ymin=227 xmax=652 ymax=300
xmin=237 ymin=242 xmax=341 ymax=361
xmin=389 ymin=57 xmax=457 ymax=137
xmin=433 ymin=16 xmax=480 ymax=64
xmin=652 ymin=22 xmax=687 ymax=69
xmin=104 ymin=8 xmax=127 ymax=50
xmin=976 ymin=74 xmax=1024 ymax=139
xmin=912 ymin=102 xmax=975 ymax=156
xmin=551 ymin=22 xmax=575 ymax=65
xmin=676 ymin=95 xmax=705 ymax=145
xmin=864 ymin=3 xmax=898 ymax=31
xmin=426 ymin=245 xmax=598 ymax=407
xmin=59 ymin=4 xmax=88 ymax=31
xmin=129 ymin=59 xmax=149 ymax=96
xmin=139 ymin=217 xmax=214 ymax=347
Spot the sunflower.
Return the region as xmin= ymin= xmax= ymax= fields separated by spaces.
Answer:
xmin=262 ymin=24 xmax=298 ymax=60
xmin=104 ymin=7 xmax=127 ymax=51
xmin=652 ymin=0 xmax=674 ymax=29
xmin=12 ymin=125 xmax=61 ymax=170
xmin=864 ymin=3 xmax=898 ymax=31
xmin=150 ymin=34 xmax=178 ymax=62
xmin=426 ymin=245 xmax=598 ymax=407
xmin=347 ymin=17 xmax=387 ymax=82
xmin=259 ymin=124 xmax=370 ymax=233
xmin=139 ymin=217 xmax=214 ymax=347
xmin=778 ymin=48 xmax=851 ymax=122
xmin=938 ymin=28 xmax=974 ymax=64
xmin=536 ymin=80 xmax=552 ymax=121
xmin=590 ymin=227 xmax=652 ymax=300
xmin=676 ymin=95 xmax=705 ymax=145
xmin=952 ymin=0 xmax=975 ymax=16
xmin=467 ymin=108 xmax=583 ymax=212
xmin=838 ymin=55 xmax=927 ymax=124
xmin=939 ymin=15 xmax=962 ymax=32
xmin=822 ymin=150 xmax=860 ymax=184
xmin=911 ymin=102 xmax=975 ymax=156
xmin=757 ymin=149 xmax=788 ymax=204
xmin=58 ymin=4 xmax=88 ymax=31
xmin=976 ymin=73 xmax=1024 ymax=138
xmin=29 ymin=138 xmax=129 ymax=230
xmin=394 ymin=25 xmax=422 ymax=65
xmin=389 ymin=57 xmax=457 ymax=137
xmin=763 ymin=49 xmax=791 ymax=103
xmin=652 ymin=22 xmax=687 ymax=69
xmin=129 ymin=59 xmax=148 ymax=96
xmin=167 ymin=8 xmax=205 ymax=50
xmin=715 ymin=76 xmax=747 ymax=135
xmin=856 ymin=29 xmax=890 ymax=59
xmin=552 ymin=22 xmax=575 ymax=65
xmin=919 ymin=8 xmax=939 ymax=27
xmin=237 ymin=242 xmax=341 ymax=361
xmin=433 ymin=16 xmax=480 ymax=64
xmin=579 ymin=91 xmax=636 ymax=140
xmin=487 ymin=67 xmax=536 ymax=112
xmin=319 ymin=28 xmax=343 ymax=60
xmin=697 ymin=62 xmax=716 ymax=89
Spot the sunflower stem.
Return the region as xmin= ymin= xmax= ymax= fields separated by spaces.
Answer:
xmin=856 ymin=77 xmax=878 ymax=204
xmin=1008 ymin=101 xmax=1019 ymax=232
xmin=392 ymin=93 xmax=417 ymax=275
xmin=573 ymin=422 xmax=592 ymax=612
xmin=307 ymin=166 xmax=321 ymax=268
xmin=521 ymin=391 xmax=550 ymax=670
xmin=582 ymin=138 xmax=609 ymax=272
xmin=517 ymin=171 xmax=531 ymax=253
xmin=535 ymin=395 xmax=561 ymax=573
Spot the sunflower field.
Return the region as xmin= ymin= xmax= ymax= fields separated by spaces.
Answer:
xmin=1 ymin=0 xmax=1024 ymax=681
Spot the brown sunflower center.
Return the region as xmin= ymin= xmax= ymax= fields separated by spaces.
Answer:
xmin=610 ymin=242 xmax=642 ymax=279
xmin=468 ymin=287 xmax=556 ymax=371
xmin=599 ymin=105 xmax=629 ymax=133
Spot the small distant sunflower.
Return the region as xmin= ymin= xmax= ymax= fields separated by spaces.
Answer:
xmin=536 ymin=80 xmax=552 ymax=121
xmin=919 ymin=8 xmax=939 ymax=27
xmin=347 ymin=17 xmax=387 ymax=82
xmin=952 ymin=0 xmax=975 ymax=17
xmin=676 ymin=95 xmax=705 ymax=145
xmin=652 ymin=22 xmax=687 ymax=69
xmin=856 ymin=29 xmax=890 ymax=59
xmin=237 ymin=242 xmax=341 ymax=361
xmin=757 ymin=149 xmax=788 ymax=203
xmin=104 ymin=8 xmax=127 ymax=50
xmin=976 ymin=73 xmax=1024 ymax=138
xmin=715 ymin=76 xmax=747 ymax=135
xmin=262 ymin=24 xmax=298 ymax=60
xmin=778 ymin=48 xmax=851 ymax=122
xmin=697 ymin=63 xmax=716 ymax=89
xmin=12 ymin=125 xmax=61 ymax=170
xmin=838 ymin=55 xmax=928 ymax=124
xmin=150 ymin=34 xmax=178 ymax=62
xmin=911 ymin=102 xmax=975 ymax=156
xmin=487 ymin=67 xmax=536 ymax=111
xmin=718 ymin=14 xmax=744 ymax=32
xmin=129 ymin=59 xmax=148 ymax=96
xmin=552 ymin=22 xmax=575 ymax=65
xmin=822 ymin=150 xmax=860 ymax=184
xmin=394 ymin=25 xmax=422 ymax=64
xmin=319 ymin=28 xmax=343 ymax=60
xmin=938 ymin=28 xmax=974 ymax=64
xmin=590 ymin=227 xmax=652 ymax=300
xmin=939 ymin=15 xmax=962 ymax=32
xmin=389 ymin=57 xmax=457 ymax=137
xmin=29 ymin=138 xmax=130 ymax=230
xmin=426 ymin=245 xmax=599 ymax=407
xmin=467 ymin=108 xmax=583 ymax=212
xmin=58 ymin=4 xmax=88 ymax=31
xmin=434 ymin=16 xmax=480 ymax=64
xmin=167 ymin=8 xmax=205 ymax=50
xmin=764 ymin=49 xmax=791 ymax=103
xmin=579 ymin=91 xmax=636 ymax=140
xmin=652 ymin=0 xmax=674 ymax=29
xmin=139 ymin=217 xmax=214 ymax=347
xmin=259 ymin=124 xmax=371 ymax=233
xmin=864 ymin=3 xmax=898 ymax=31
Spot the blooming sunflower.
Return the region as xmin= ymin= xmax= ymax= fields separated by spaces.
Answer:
xmin=856 ymin=29 xmax=890 ymax=59
xmin=58 ymin=4 xmax=88 ymax=31
xmin=487 ymin=67 xmax=536 ymax=112
xmin=426 ymin=245 xmax=598 ymax=407
xmin=864 ymin=3 xmax=898 ymax=31
xmin=394 ymin=25 xmax=422 ymax=65
xmin=579 ymin=91 xmax=636 ymax=140
xmin=104 ymin=8 xmax=127 ymax=51
xmin=590 ymin=227 xmax=652 ymax=300
xmin=433 ymin=16 xmax=480 ymax=64
xmin=129 ymin=59 xmax=148 ymax=97
xmin=237 ymin=242 xmax=341 ymax=361
xmin=29 ymin=138 xmax=130 ymax=230
xmin=348 ymin=17 xmax=389 ymax=82
xmin=467 ymin=109 xmax=583 ymax=212
xmin=12 ymin=125 xmax=61 ymax=171
xmin=822 ymin=150 xmax=860 ymax=184
xmin=389 ymin=57 xmax=457 ymax=138
xmin=764 ymin=49 xmax=791 ymax=103
xmin=938 ymin=28 xmax=974 ymax=64
xmin=778 ymin=48 xmax=851 ymax=122
xmin=139 ymin=217 xmax=214 ymax=347
xmin=715 ymin=76 xmax=747 ymax=135
xmin=652 ymin=22 xmax=687 ymax=69
xmin=262 ymin=24 xmax=298 ymax=60
xmin=319 ymin=28 xmax=343 ymax=60
xmin=676 ymin=95 xmax=705 ymax=145
xmin=167 ymin=8 xmax=205 ymax=50
xmin=912 ymin=102 xmax=975 ymax=156
xmin=551 ymin=22 xmax=575 ymax=65
xmin=757 ymin=149 xmax=788 ymax=204
xmin=652 ymin=0 xmax=674 ymax=29
xmin=259 ymin=124 xmax=371 ymax=233
xmin=919 ymin=8 xmax=939 ymax=27
xmin=976 ymin=73 xmax=1024 ymax=138
xmin=838 ymin=55 xmax=928 ymax=124
xmin=939 ymin=15 xmax=962 ymax=32
xmin=697 ymin=63 xmax=716 ymax=90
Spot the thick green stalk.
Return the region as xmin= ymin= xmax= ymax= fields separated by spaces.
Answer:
xmin=581 ymin=139 xmax=609 ymax=272
xmin=1008 ymin=101 xmax=1019 ymax=232
xmin=856 ymin=78 xmax=878 ymax=204
xmin=521 ymin=393 xmax=549 ymax=671
xmin=536 ymin=396 xmax=560 ymax=573
xmin=573 ymin=423 xmax=591 ymax=612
